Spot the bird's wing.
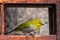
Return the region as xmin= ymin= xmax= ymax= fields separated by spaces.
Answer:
xmin=21 ymin=24 xmax=34 ymax=33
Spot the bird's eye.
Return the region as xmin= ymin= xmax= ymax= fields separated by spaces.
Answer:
xmin=38 ymin=22 xmax=41 ymax=24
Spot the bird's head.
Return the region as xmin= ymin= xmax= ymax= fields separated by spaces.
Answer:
xmin=32 ymin=18 xmax=44 ymax=30
xmin=35 ymin=18 xmax=43 ymax=25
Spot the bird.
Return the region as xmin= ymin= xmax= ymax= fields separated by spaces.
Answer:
xmin=8 ymin=18 xmax=43 ymax=36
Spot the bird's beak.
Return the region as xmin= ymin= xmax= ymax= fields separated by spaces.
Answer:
xmin=41 ymin=23 xmax=44 ymax=25
xmin=39 ymin=22 xmax=44 ymax=25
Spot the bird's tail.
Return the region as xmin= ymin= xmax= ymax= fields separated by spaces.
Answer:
xmin=8 ymin=29 xmax=15 ymax=33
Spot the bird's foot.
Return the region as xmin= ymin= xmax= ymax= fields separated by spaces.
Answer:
xmin=29 ymin=32 xmax=35 ymax=37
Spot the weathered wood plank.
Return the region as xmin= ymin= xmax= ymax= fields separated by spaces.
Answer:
xmin=2 ymin=0 xmax=26 ymax=3
xmin=0 ymin=35 xmax=56 ymax=40
xmin=1 ymin=4 xmax=4 ymax=35
xmin=0 ymin=0 xmax=56 ymax=3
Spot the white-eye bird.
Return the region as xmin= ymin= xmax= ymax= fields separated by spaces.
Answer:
xmin=9 ymin=18 xmax=43 ymax=36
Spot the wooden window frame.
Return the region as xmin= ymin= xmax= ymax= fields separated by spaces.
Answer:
xmin=0 ymin=3 xmax=57 ymax=35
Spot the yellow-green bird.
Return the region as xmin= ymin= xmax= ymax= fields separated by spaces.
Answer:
xmin=9 ymin=18 xmax=43 ymax=35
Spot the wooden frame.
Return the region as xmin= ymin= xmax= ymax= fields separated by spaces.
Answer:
xmin=0 ymin=3 xmax=56 ymax=35
xmin=0 ymin=0 xmax=57 ymax=40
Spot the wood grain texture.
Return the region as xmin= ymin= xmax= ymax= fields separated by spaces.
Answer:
xmin=26 ymin=0 xmax=56 ymax=3
xmin=0 ymin=4 xmax=2 ymax=34
xmin=0 ymin=5 xmax=4 ymax=34
xmin=56 ymin=0 xmax=60 ymax=40
xmin=0 ymin=0 xmax=57 ymax=3
xmin=0 ymin=0 xmax=26 ymax=3
xmin=0 ymin=35 xmax=56 ymax=40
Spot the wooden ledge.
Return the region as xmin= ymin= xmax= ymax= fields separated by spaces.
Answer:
xmin=0 ymin=35 xmax=56 ymax=40
xmin=0 ymin=0 xmax=56 ymax=3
